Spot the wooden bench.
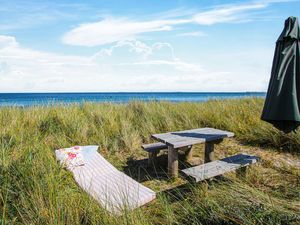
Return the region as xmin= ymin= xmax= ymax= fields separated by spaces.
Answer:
xmin=181 ymin=153 xmax=259 ymax=182
xmin=142 ymin=142 xmax=168 ymax=166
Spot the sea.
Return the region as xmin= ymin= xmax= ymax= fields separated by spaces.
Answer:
xmin=0 ymin=92 xmax=266 ymax=107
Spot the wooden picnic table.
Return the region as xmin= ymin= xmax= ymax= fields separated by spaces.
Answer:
xmin=151 ymin=127 xmax=234 ymax=178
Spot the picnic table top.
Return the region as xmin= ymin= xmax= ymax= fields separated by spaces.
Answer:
xmin=151 ymin=127 xmax=234 ymax=149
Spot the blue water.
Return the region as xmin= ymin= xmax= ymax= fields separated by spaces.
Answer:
xmin=0 ymin=92 xmax=266 ymax=107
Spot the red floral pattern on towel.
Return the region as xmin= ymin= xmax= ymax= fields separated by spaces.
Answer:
xmin=55 ymin=146 xmax=85 ymax=168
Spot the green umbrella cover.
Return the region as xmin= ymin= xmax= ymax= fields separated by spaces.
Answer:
xmin=261 ymin=16 xmax=300 ymax=133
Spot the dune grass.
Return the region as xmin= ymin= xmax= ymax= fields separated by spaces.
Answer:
xmin=0 ymin=98 xmax=299 ymax=224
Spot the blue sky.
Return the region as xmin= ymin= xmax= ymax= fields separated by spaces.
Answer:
xmin=0 ymin=0 xmax=299 ymax=92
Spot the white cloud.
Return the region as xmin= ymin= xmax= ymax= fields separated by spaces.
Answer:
xmin=0 ymin=61 xmax=10 ymax=75
xmin=0 ymin=36 xmax=214 ymax=92
xmin=0 ymin=35 xmax=18 ymax=48
xmin=0 ymin=33 xmax=273 ymax=92
xmin=192 ymin=3 xmax=267 ymax=25
xmin=92 ymin=40 xmax=177 ymax=65
xmin=62 ymin=1 xmax=287 ymax=46
xmin=177 ymin=31 xmax=206 ymax=37
xmin=93 ymin=40 xmax=153 ymax=59
xmin=128 ymin=60 xmax=203 ymax=73
xmin=63 ymin=18 xmax=188 ymax=46
xmin=91 ymin=40 xmax=203 ymax=74
xmin=0 ymin=35 xmax=100 ymax=92
xmin=89 ymin=40 xmax=270 ymax=92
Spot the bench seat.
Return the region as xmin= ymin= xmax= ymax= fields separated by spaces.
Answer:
xmin=181 ymin=153 xmax=259 ymax=182
xmin=142 ymin=142 xmax=168 ymax=153
xmin=142 ymin=142 xmax=168 ymax=167
xmin=142 ymin=142 xmax=193 ymax=167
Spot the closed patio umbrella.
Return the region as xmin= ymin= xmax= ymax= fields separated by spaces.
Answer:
xmin=261 ymin=16 xmax=300 ymax=133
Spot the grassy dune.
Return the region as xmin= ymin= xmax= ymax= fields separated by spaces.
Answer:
xmin=1 ymin=98 xmax=299 ymax=224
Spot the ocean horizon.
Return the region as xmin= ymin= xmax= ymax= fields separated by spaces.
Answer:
xmin=0 ymin=92 xmax=266 ymax=107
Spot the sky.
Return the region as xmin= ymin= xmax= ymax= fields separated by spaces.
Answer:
xmin=0 ymin=0 xmax=299 ymax=92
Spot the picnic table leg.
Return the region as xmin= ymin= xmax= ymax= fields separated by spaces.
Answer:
xmin=168 ymin=146 xmax=178 ymax=178
xmin=184 ymin=145 xmax=193 ymax=161
xmin=204 ymin=141 xmax=215 ymax=163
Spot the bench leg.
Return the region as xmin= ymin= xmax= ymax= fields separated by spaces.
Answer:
xmin=204 ymin=141 xmax=215 ymax=163
xmin=236 ymin=167 xmax=247 ymax=179
xmin=148 ymin=151 xmax=158 ymax=167
xmin=168 ymin=146 xmax=178 ymax=178
xmin=184 ymin=145 xmax=193 ymax=161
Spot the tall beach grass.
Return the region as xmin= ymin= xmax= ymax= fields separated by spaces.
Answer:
xmin=0 ymin=98 xmax=299 ymax=224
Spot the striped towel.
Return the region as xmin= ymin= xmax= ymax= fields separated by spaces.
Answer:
xmin=56 ymin=145 xmax=156 ymax=214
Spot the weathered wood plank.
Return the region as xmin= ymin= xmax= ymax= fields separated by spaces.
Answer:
xmin=142 ymin=142 xmax=168 ymax=152
xmin=181 ymin=154 xmax=259 ymax=182
xmin=152 ymin=127 xmax=234 ymax=148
